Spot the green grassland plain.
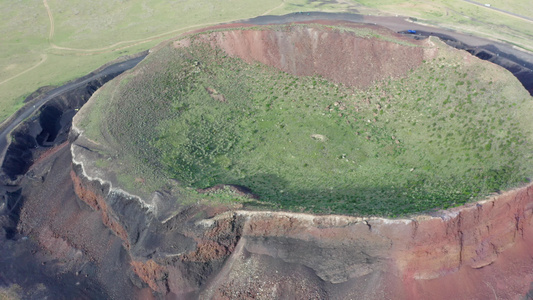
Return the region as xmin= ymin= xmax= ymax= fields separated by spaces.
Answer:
xmin=1 ymin=0 xmax=533 ymax=124
xmin=76 ymin=26 xmax=533 ymax=216
xmin=356 ymin=0 xmax=533 ymax=51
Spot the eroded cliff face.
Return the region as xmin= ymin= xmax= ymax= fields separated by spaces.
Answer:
xmin=69 ymin=150 xmax=533 ymax=299
xmin=174 ymin=22 xmax=430 ymax=89
xmin=11 ymin=136 xmax=533 ymax=299
xmin=201 ymin=187 xmax=533 ymax=299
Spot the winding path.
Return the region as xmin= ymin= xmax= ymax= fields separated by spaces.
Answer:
xmin=43 ymin=0 xmax=54 ymax=41
xmin=0 ymin=0 xmax=54 ymax=87
xmin=44 ymin=0 xmax=288 ymax=54
xmin=262 ymin=0 xmax=285 ymax=16
xmin=462 ymin=0 xmax=533 ymax=24
xmin=0 ymin=54 xmax=47 ymax=86
xmin=0 ymin=55 xmax=146 ymax=164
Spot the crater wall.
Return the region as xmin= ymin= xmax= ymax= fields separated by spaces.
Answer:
xmin=175 ymin=24 xmax=430 ymax=89
xmin=68 ymin=156 xmax=533 ymax=299
xmin=2 ymin=22 xmax=533 ymax=299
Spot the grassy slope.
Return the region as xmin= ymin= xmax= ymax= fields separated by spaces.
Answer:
xmin=77 ymin=27 xmax=533 ymax=216
xmin=1 ymin=0 xmax=533 ymax=124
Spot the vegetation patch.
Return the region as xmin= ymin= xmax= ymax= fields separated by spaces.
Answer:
xmin=77 ymin=26 xmax=533 ymax=217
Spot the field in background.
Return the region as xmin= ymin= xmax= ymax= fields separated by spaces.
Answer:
xmin=0 ymin=0 xmax=356 ymax=123
xmin=1 ymin=0 xmax=532 ymax=124
xmin=479 ymin=0 xmax=533 ymax=19
xmin=354 ymin=0 xmax=533 ymax=50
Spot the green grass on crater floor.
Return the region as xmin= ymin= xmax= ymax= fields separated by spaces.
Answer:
xmin=77 ymin=28 xmax=533 ymax=217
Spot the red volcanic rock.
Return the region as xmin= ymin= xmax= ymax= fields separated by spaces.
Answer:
xmin=211 ymin=185 xmax=533 ymax=300
xmin=175 ymin=23 xmax=428 ymax=89
xmin=388 ymin=185 xmax=533 ymax=299
xmin=182 ymin=240 xmax=231 ymax=262
xmin=70 ymin=169 xmax=130 ymax=249
xmin=130 ymin=259 xmax=167 ymax=292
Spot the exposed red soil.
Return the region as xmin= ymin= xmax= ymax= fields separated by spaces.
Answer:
xmin=182 ymin=216 xmax=242 ymax=263
xmin=70 ymin=169 xmax=130 ymax=249
xmin=182 ymin=240 xmax=232 ymax=262
xmin=389 ymin=184 xmax=533 ymax=299
xmin=175 ymin=22 xmax=428 ymax=89
xmin=221 ymin=184 xmax=533 ymax=299
xmin=130 ymin=260 xmax=167 ymax=293
xmin=29 ymin=140 xmax=69 ymax=168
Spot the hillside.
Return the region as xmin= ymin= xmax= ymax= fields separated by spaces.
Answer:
xmin=73 ymin=22 xmax=533 ymax=217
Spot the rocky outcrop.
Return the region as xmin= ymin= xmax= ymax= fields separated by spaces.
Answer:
xmin=69 ymin=160 xmax=241 ymax=298
xmin=68 ymin=153 xmax=533 ymax=299
xmin=193 ymin=187 xmax=533 ymax=299
xmin=70 ymin=168 xmax=131 ymax=249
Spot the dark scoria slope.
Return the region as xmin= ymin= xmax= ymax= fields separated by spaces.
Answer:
xmin=0 ymin=145 xmax=143 ymax=299
xmin=1 ymin=80 xmax=100 ymax=182
xmin=0 ymin=53 xmax=153 ymax=299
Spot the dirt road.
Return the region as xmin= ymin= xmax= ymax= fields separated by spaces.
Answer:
xmin=462 ymin=0 xmax=533 ymax=23
xmin=0 ymin=54 xmax=146 ymax=164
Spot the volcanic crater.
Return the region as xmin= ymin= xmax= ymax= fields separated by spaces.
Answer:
xmin=2 ymin=21 xmax=533 ymax=300
xmin=74 ymin=22 xmax=533 ymax=217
